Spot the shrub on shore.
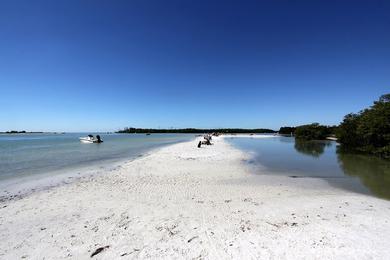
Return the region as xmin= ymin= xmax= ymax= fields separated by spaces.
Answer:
xmin=294 ymin=123 xmax=333 ymax=140
xmin=337 ymin=94 xmax=390 ymax=159
xmin=278 ymin=126 xmax=296 ymax=135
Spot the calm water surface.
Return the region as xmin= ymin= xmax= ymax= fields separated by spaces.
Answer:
xmin=0 ymin=133 xmax=194 ymax=181
xmin=228 ymin=136 xmax=390 ymax=200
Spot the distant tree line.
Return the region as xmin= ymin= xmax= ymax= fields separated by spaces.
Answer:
xmin=279 ymin=124 xmax=337 ymax=139
xmin=116 ymin=127 xmax=276 ymax=134
xmin=278 ymin=127 xmax=296 ymax=135
xmin=0 ymin=130 xmax=44 ymax=134
xmin=295 ymin=123 xmax=338 ymax=140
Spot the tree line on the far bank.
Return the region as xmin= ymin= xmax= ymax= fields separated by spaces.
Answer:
xmin=279 ymin=94 xmax=390 ymax=159
xmin=117 ymin=128 xmax=276 ymax=134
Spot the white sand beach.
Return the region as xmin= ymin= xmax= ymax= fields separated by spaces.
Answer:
xmin=0 ymin=136 xmax=389 ymax=259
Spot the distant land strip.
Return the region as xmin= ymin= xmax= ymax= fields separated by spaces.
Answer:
xmin=116 ymin=127 xmax=277 ymax=134
xmin=0 ymin=131 xmax=44 ymax=134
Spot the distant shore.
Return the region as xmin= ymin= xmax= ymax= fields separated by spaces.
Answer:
xmin=0 ymin=131 xmax=65 ymax=134
xmin=116 ymin=127 xmax=277 ymax=134
xmin=0 ymin=131 xmax=44 ymax=134
xmin=0 ymin=136 xmax=389 ymax=259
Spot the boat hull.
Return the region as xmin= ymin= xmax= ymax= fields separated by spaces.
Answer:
xmin=79 ymin=139 xmax=94 ymax=143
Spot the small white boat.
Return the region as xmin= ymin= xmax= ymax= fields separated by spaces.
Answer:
xmin=79 ymin=135 xmax=103 ymax=143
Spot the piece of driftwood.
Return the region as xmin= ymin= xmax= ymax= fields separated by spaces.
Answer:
xmin=90 ymin=245 xmax=110 ymax=258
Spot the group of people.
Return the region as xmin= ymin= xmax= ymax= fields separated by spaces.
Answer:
xmin=197 ymin=134 xmax=213 ymax=148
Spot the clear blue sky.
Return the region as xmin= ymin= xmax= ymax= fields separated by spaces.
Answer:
xmin=0 ymin=0 xmax=389 ymax=132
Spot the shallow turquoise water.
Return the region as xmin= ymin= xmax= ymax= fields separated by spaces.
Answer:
xmin=0 ymin=133 xmax=194 ymax=181
xmin=228 ymin=136 xmax=390 ymax=200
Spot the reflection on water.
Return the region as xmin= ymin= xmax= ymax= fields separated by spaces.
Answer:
xmin=228 ymin=136 xmax=390 ymax=200
xmin=294 ymin=140 xmax=331 ymax=158
xmin=337 ymin=151 xmax=390 ymax=200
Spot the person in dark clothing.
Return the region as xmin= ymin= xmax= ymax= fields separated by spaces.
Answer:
xmin=96 ymin=135 xmax=103 ymax=143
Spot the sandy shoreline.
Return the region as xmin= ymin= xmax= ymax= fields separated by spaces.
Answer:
xmin=0 ymin=152 xmax=155 ymax=204
xmin=0 ymin=137 xmax=195 ymax=203
xmin=0 ymin=136 xmax=389 ymax=259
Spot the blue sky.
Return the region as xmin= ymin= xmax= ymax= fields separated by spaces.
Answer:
xmin=0 ymin=0 xmax=389 ymax=132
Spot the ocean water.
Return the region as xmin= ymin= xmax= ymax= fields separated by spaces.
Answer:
xmin=0 ymin=133 xmax=194 ymax=182
xmin=228 ymin=136 xmax=390 ymax=200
